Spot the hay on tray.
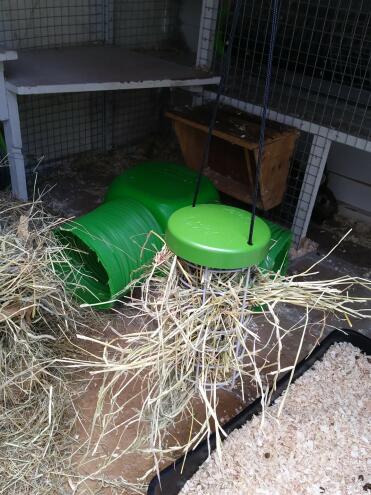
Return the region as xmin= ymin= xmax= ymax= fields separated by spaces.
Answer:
xmin=66 ymin=237 xmax=370 ymax=480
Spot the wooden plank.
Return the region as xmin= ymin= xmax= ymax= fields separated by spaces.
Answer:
xmin=173 ymin=120 xmax=257 ymax=204
xmin=0 ymin=63 xmax=8 ymax=121
xmin=204 ymin=168 xmax=265 ymax=207
xmin=173 ymin=120 xmax=204 ymax=171
xmin=259 ymin=133 xmax=298 ymax=209
xmin=292 ymin=136 xmax=332 ymax=243
xmin=196 ymin=0 xmax=220 ymax=69
xmin=7 ymin=76 xmax=221 ymax=95
xmin=3 ymin=90 xmax=28 ymax=200
xmin=326 ymin=143 xmax=371 ymax=184
xmin=166 ymin=110 xmax=298 ymax=151
xmin=168 ymin=111 xmax=257 ymax=150
xmin=167 ymin=105 xmax=298 ymax=140
xmin=173 ymin=120 xmax=254 ymax=185
xmin=328 ymin=173 xmax=371 ymax=213
xmin=243 ymin=149 xmax=256 ymax=190
xmin=170 ymin=107 xmax=299 ymax=210
xmin=204 ymin=91 xmax=371 ymax=153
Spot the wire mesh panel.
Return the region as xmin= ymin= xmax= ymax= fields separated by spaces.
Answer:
xmin=0 ymin=0 xmax=203 ymax=53
xmin=0 ymin=0 xmax=105 ymax=49
xmin=19 ymin=92 xmax=106 ymax=169
xmin=112 ymin=0 xmax=202 ymax=63
xmin=113 ymin=0 xmax=179 ymax=49
xmin=198 ymin=0 xmax=371 ymax=243
xmin=18 ymin=88 xmax=162 ymax=172
xmin=214 ymin=0 xmax=371 ymax=140
xmin=112 ymin=89 xmax=161 ymax=148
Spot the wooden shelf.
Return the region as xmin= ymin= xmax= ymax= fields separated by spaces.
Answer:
xmin=204 ymin=167 xmax=264 ymax=207
xmin=167 ymin=105 xmax=299 ymax=210
xmin=166 ymin=106 xmax=297 ymax=150
xmin=4 ymin=46 xmax=220 ymax=95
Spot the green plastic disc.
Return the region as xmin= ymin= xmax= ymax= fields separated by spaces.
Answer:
xmin=166 ymin=204 xmax=271 ymax=269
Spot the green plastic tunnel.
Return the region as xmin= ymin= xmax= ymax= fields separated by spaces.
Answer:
xmin=55 ymin=162 xmax=219 ymax=309
xmin=55 ymin=161 xmax=291 ymax=310
xmin=105 ymin=161 xmax=219 ymax=231
xmin=56 ymin=198 xmax=162 ymax=309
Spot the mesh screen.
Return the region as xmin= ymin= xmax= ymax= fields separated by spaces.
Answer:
xmin=198 ymin=0 xmax=370 ymax=241
xmin=0 ymin=0 xmax=104 ymax=49
xmin=19 ymin=89 xmax=161 ymax=170
xmin=212 ymin=0 xmax=370 ymax=139
xmin=113 ymin=0 xmax=179 ymax=49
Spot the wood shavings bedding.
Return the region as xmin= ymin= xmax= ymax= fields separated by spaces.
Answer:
xmin=180 ymin=342 xmax=371 ymax=495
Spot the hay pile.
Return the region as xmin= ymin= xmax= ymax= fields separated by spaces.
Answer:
xmin=70 ymin=240 xmax=370 ymax=477
xmin=0 ymin=194 xmax=151 ymax=494
xmin=0 ymin=194 xmax=84 ymax=493
xmin=0 ymin=194 xmax=124 ymax=493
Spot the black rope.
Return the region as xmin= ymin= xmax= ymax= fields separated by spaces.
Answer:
xmin=248 ymin=0 xmax=280 ymax=245
xmin=192 ymin=0 xmax=243 ymax=208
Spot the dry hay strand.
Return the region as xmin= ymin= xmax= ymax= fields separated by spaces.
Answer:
xmin=0 ymin=193 xmax=83 ymax=493
xmin=0 ymin=194 xmax=142 ymax=494
xmin=66 ymin=234 xmax=371 ymax=484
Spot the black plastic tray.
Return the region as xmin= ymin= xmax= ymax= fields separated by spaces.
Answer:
xmin=148 ymin=328 xmax=371 ymax=495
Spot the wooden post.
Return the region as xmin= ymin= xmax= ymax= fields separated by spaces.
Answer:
xmin=196 ymin=0 xmax=220 ymax=70
xmin=292 ymin=136 xmax=332 ymax=244
xmin=3 ymin=89 xmax=28 ymax=200
xmin=0 ymin=51 xmax=28 ymax=200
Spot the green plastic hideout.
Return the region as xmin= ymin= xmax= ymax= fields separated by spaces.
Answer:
xmin=56 ymin=198 xmax=162 ymax=309
xmin=105 ymin=161 xmax=219 ymax=231
xmin=166 ymin=204 xmax=271 ymax=269
xmin=56 ymin=162 xmax=218 ymax=309
xmin=0 ymin=129 xmax=6 ymax=158
xmin=259 ymin=219 xmax=292 ymax=275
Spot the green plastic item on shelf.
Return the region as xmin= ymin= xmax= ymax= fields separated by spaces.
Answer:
xmin=0 ymin=130 xmax=6 ymax=158
xmin=105 ymin=161 xmax=219 ymax=232
xmin=0 ymin=128 xmax=10 ymax=191
xmin=214 ymin=4 xmax=230 ymax=58
xmin=166 ymin=204 xmax=271 ymax=269
xmin=259 ymin=220 xmax=293 ymax=275
xmin=56 ymin=198 xmax=162 ymax=309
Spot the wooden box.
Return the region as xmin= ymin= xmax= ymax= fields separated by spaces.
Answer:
xmin=166 ymin=105 xmax=299 ymax=210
